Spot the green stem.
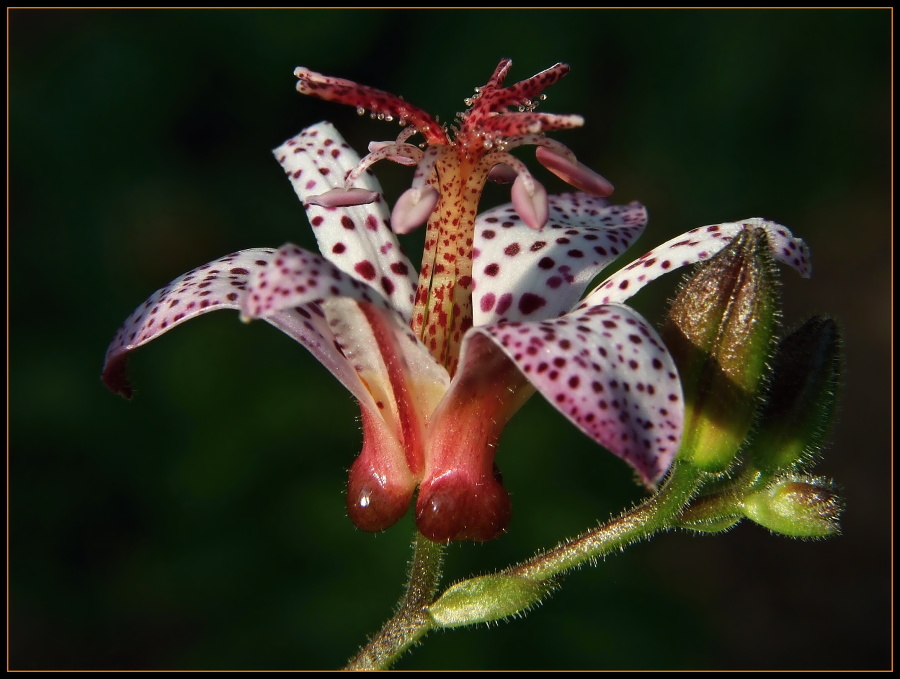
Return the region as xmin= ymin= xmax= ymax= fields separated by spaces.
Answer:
xmin=344 ymin=531 xmax=446 ymax=671
xmin=510 ymin=461 xmax=704 ymax=581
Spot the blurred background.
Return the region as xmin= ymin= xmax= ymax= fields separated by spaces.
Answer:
xmin=9 ymin=9 xmax=890 ymax=670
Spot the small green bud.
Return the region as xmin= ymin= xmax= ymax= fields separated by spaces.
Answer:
xmin=428 ymin=574 xmax=552 ymax=628
xmin=743 ymin=475 xmax=842 ymax=538
xmin=676 ymin=493 xmax=744 ymax=533
xmin=677 ymin=512 xmax=742 ymax=534
xmin=747 ymin=316 xmax=842 ymax=473
xmin=663 ymin=227 xmax=779 ymax=472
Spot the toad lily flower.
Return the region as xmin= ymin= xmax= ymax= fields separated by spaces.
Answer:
xmin=103 ymin=61 xmax=811 ymax=542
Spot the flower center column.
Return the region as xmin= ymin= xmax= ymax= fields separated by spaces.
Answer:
xmin=412 ymin=151 xmax=487 ymax=375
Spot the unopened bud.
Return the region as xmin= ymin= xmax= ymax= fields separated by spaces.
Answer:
xmin=428 ymin=574 xmax=552 ymax=628
xmin=675 ymin=493 xmax=743 ymax=534
xmin=742 ymin=475 xmax=842 ymax=538
xmin=663 ymin=227 xmax=779 ymax=472
xmin=748 ymin=316 xmax=842 ymax=473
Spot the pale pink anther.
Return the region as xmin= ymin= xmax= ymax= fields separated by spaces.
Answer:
xmin=510 ymin=173 xmax=549 ymax=230
xmin=306 ymin=187 xmax=380 ymax=208
xmin=536 ymin=146 xmax=615 ymax=197
xmin=391 ymin=186 xmax=441 ymax=234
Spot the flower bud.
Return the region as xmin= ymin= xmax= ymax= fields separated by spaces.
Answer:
xmin=742 ymin=475 xmax=842 ymax=538
xmin=663 ymin=227 xmax=779 ymax=472
xmin=747 ymin=316 xmax=842 ymax=474
xmin=675 ymin=494 xmax=743 ymax=534
xmin=428 ymin=574 xmax=552 ymax=628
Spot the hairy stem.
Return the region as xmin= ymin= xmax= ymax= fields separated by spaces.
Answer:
xmin=510 ymin=461 xmax=704 ymax=581
xmin=344 ymin=531 xmax=446 ymax=671
xmin=347 ymin=462 xmax=705 ymax=668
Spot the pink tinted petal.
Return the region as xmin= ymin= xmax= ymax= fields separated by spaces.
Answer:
xmin=274 ymin=123 xmax=417 ymax=320
xmin=103 ymin=249 xmax=277 ymax=397
xmin=417 ymin=333 xmax=531 ymax=542
xmin=323 ymin=297 xmax=450 ymax=474
xmin=510 ymin=174 xmax=549 ymax=231
xmin=582 ymin=218 xmax=811 ymax=308
xmin=535 ymin=146 xmax=614 ymax=197
xmin=473 ymin=303 xmax=683 ymax=485
xmin=347 ymin=407 xmax=418 ymax=532
xmin=391 ymin=186 xmax=440 ymax=234
xmin=473 ymin=194 xmax=647 ymax=325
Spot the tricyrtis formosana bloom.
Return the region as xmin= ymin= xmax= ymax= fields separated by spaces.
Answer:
xmin=103 ymin=60 xmax=810 ymax=542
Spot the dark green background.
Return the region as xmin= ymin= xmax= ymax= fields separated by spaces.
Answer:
xmin=10 ymin=9 xmax=891 ymax=670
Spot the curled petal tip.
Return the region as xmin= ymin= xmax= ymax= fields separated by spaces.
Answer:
xmin=510 ymin=174 xmax=549 ymax=230
xmin=487 ymin=163 xmax=518 ymax=184
xmin=368 ymin=141 xmax=418 ymax=166
xmin=101 ymin=354 xmax=134 ymax=399
xmin=391 ymin=186 xmax=440 ymax=234
xmin=535 ymin=146 xmax=614 ymax=197
xmin=305 ymin=187 xmax=379 ymax=208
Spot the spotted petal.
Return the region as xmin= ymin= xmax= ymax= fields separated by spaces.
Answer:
xmin=103 ymin=249 xmax=280 ymax=397
xmin=472 ymin=194 xmax=647 ymax=325
xmin=470 ymin=303 xmax=682 ymax=485
xmin=240 ymin=244 xmax=448 ymax=426
xmin=103 ymin=246 xmax=393 ymax=413
xmin=581 ymin=218 xmax=811 ymax=308
xmin=274 ymin=122 xmax=417 ymax=319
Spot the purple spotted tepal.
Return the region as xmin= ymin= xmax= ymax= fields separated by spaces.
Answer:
xmin=103 ymin=62 xmax=811 ymax=542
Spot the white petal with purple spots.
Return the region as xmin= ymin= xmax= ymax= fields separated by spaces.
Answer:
xmin=274 ymin=122 xmax=417 ymax=320
xmin=239 ymin=243 xmax=398 ymax=320
xmin=102 ymin=247 xmax=387 ymax=410
xmin=472 ymin=194 xmax=646 ymax=326
xmin=581 ymin=218 xmax=811 ymax=308
xmin=469 ymin=302 xmax=683 ymax=485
